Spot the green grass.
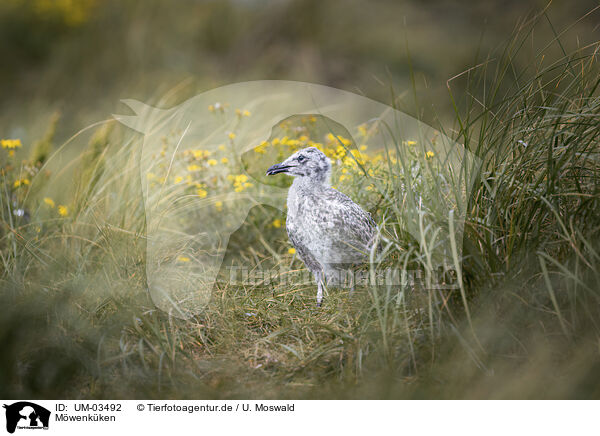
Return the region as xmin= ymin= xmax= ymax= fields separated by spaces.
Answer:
xmin=1 ymin=10 xmax=599 ymax=399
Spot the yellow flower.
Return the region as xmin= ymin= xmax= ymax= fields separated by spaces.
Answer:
xmin=207 ymin=159 xmax=218 ymax=166
xmin=235 ymin=108 xmax=242 ymax=116
xmin=243 ymin=110 xmax=251 ymax=117
xmin=1 ymin=139 xmax=22 ymax=149
xmin=58 ymin=205 xmax=68 ymax=216
xmin=230 ymin=174 xmax=253 ymax=192
xmin=228 ymin=132 xmax=236 ymax=140
xmin=254 ymin=141 xmax=269 ymax=154
xmin=221 ymin=157 xmax=229 ymax=164
xmin=146 ymin=172 xmax=155 ymax=179
xmin=360 ymin=144 xmax=368 ymax=151
xmin=43 ymin=197 xmax=55 ymax=208
xmin=272 ymin=219 xmax=282 ymax=228
xmin=271 ymin=138 xmax=280 ymax=145
xmin=288 ymin=248 xmax=296 ymax=255
xmin=218 ymin=144 xmax=227 ymax=151
xmin=174 ymin=176 xmax=184 ymax=184
xmin=208 ymin=105 xmax=215 ymax=112
xmin=187 ymin=164 xmax=201 ymax=172
xmin=406 ymin=140 xmax=417 ymax=146
xmin=426 ymin=151 xmax=435 ymax=159
xmin=192 ymin=149 xmax=210 ymax=159
xmin=178 ymin=256 xmax=191 ymax=262
xmin=299 ymin=135 xmax=308 ymax=142
xmin=337 ymin=135 xmax=352 ymax=146
xmin=13 ymin=179 xmax=29 ymax=188
xmin=197 ymin=189 xmax=208 ymax=198
xmin=214 ymin=200 xmax=223 ymax=212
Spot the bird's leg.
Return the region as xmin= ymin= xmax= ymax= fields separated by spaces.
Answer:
xmin=348 ymin=268 xmax=355 ymax=297
xmin=315 ymin=270 xmax=324 ymax=307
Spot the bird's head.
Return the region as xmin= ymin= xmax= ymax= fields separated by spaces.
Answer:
xmin=266 ymin=147 xmax=331 ymax=185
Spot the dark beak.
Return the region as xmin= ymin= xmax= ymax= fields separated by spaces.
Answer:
xmin=266 ymin=163 xmax=292 ymax=176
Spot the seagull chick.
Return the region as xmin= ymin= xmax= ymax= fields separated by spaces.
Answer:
xmin=266 ymin=146 xmax=377 ymax=307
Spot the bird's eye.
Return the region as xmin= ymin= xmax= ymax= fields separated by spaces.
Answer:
xmin=297 ymin=155 xmax=306 ymax=163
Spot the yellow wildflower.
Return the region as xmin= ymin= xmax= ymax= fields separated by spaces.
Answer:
xmin=230 ymin=174 xmax=252 ymax=192
xmin=228 ymin=132 xmax=236 ymax=140
xmin=208 ymin=105 xmax=215 ymax=112
xmin=1 ymin=139 xmax=22 ymax=149
xmin=207 ymin=159 xmax=218 ymax=166
xmin=214 ymin=201 xmax=223 ymax=212
xmin=177 ymin=256 xmax=191 ymax=262
xmin=58 ymin=205 xmax=68 ymax=216
xmin=255 ymin=141 xmax=269 ymax=153
xmin=271 ymin=138 xmax=280 ymax=145
xmin=288 ymin=248 xmax=296 ymax=255
xmin=174 ymin=176 xmax=184 ymax=184
xmin=406 ymin=140 xmax=417 ymax=146
xmin=187 ymin=164 xmax=201 ymax=172
xmin=192 ymin=149 xmax=210 ymax=159
xmin=197 ymin=189 xmax=208 ymax=198
xmin=243 ymin=110 xmax=251 ymax=117
xmin=218 ymin=144 xmax=227 ymax=151
xmin=13 ymin=179 xmax=29 ymax=188
xmin=360 ymin=144 xmax=368 ymax=151
xmin=426 ymin=151 xmax=435 ymax=159
xmin=221 ymin=157 xmax=229 ymax=164
xmin=272 ymin=219 xmax=282 ymax=228
xmin=235 ymin=108 xmax=242 ymax=116
xmin=299 ymin=135 xmax=309 ymax=142
xmin=337 ymin=135 xmax=352 ymax=146
xmin=43 ymin=197 xmax=55 ymax=208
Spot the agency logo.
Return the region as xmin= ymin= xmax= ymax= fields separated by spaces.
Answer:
xmin=3 ymin=402 xmax=50 ymax=434
xmin=108 ymin=80 xmax=479 ymax=317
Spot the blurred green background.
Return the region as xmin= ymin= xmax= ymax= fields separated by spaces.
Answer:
xmin=1 ymin=0 xmax=598 ymax=143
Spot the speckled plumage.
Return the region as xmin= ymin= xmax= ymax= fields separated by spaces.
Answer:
xmin=267 ymin=147 xmax=377 ymax=306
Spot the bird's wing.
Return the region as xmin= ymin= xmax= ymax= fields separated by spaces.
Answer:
xmin=300 ymin=188 xmax=377 ymax=264
xmin=287 ymin=225 xmax=322 ymax=273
